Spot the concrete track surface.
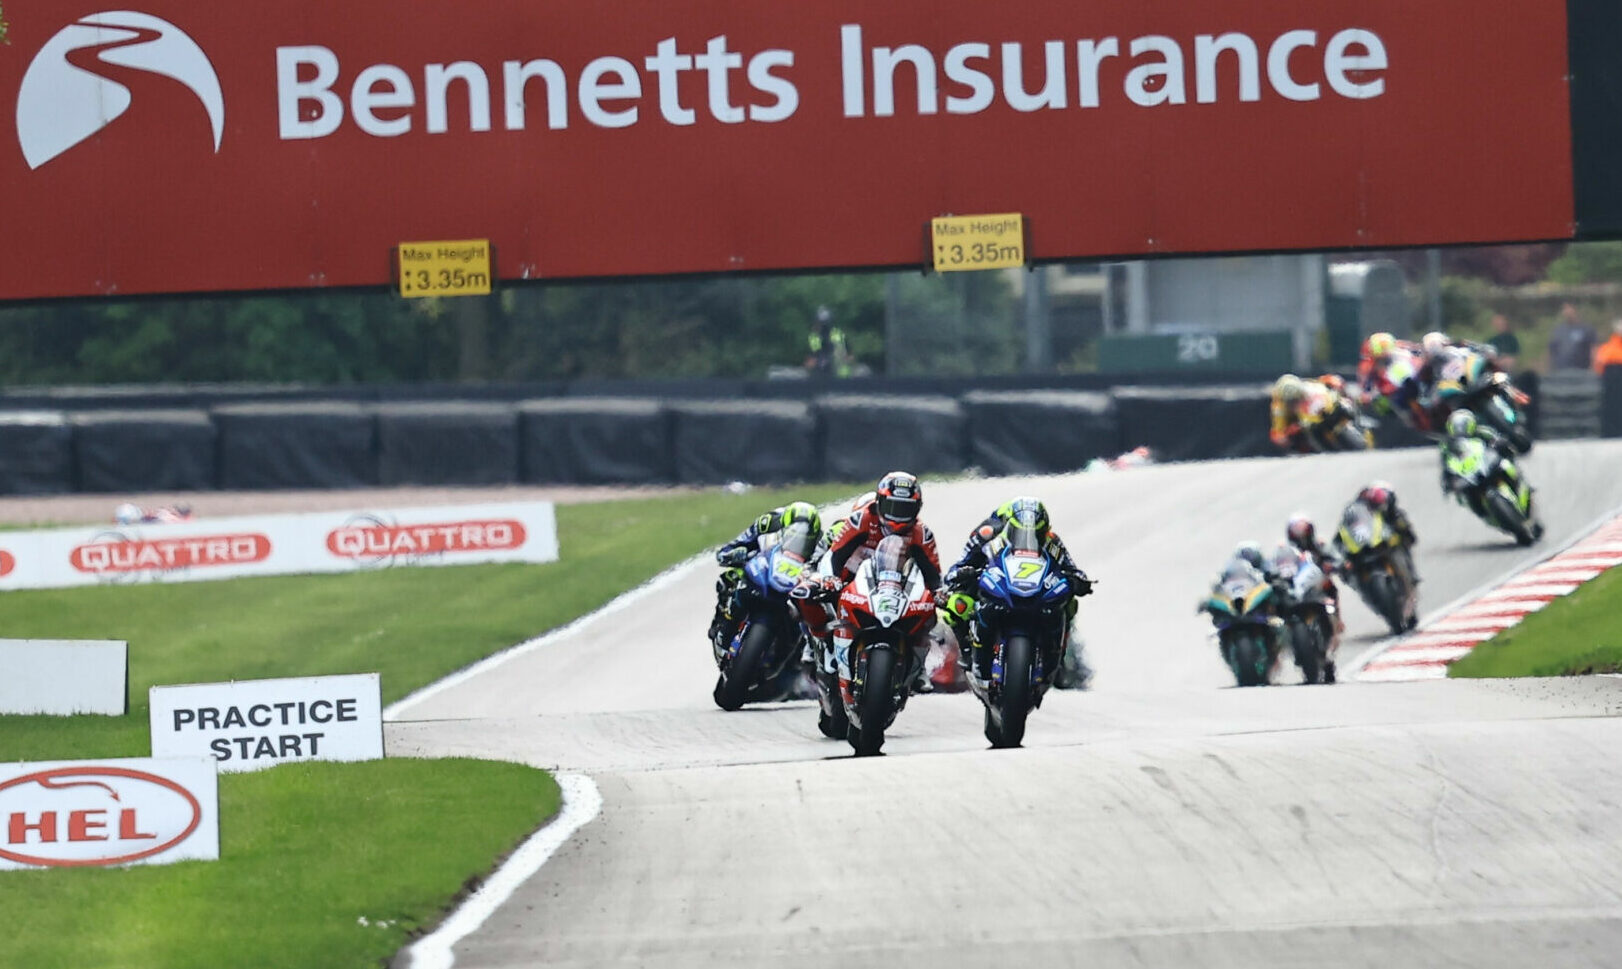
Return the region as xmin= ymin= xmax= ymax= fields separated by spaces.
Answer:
xmin=390 ymin=440 xmax=1622 ymax=968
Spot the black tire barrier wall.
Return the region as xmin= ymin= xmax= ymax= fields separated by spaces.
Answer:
xmin=73 ymin=410 xmax=217 ymax=493
xmin=670 ymin=400 xmax=818 ymax=485
xmin=815 ymin=395 xmax=967 ymax=481
xmin=0 ymin=412 xmax=73 ymax=495
xmin=213 ymin=403 xmax=378 ymax=490
xmin=962 ymin=391 xmax=1120 ymax=476
xmin=1602 ymin=365 xmax=1622 ymax=438
xmin=519 ymin=398 xmax=674 ymax=485
xmin=375 ymin=402 xmax=519 ymax=487
xmin=1113 ymin=386 xmax=1274 ymax=462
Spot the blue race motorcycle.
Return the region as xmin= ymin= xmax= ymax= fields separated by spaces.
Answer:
xmin=712 ymin=521 xmax=816 ymax=711
xmin=968 ymin=524 xmax=1077 ymax=748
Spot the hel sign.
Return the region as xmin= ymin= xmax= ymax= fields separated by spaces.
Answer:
xmin=0 ymin=0 xmax=1575 ymax=300
xmin=0 ymin=639 xmax=127 ymax=716
xmin=0 ymin=758 xmax=218 ymax=870
xmin=150 ymin=674 xmax=383 ymax=772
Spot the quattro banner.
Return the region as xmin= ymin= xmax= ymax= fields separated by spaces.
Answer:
xmin=0 ymin=502 xmax=558 ymax=589
xmin=0 ymin=758 xmax=218 ymax=870
xmin=0 ymin=0 xmax=1578 ymax=299
xmin=149 ymin=674 xmax=383 ymax=772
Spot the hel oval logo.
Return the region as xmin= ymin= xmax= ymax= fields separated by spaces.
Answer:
xmin=0 ymin=767 xmax=201 ymax=867
xmin=325 ymin=519 xmax=527 ymax=558
xmin=69 ymin=534 xmax=272 ymax=573
xmin=0 ymin=550 xmax=15 ymax=577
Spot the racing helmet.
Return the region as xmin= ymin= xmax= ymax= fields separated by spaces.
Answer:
xmin=1234 ymin=540 xmax=1265 ymax=571
xmin=874 ymin=471 xmax=922 ymax=533
xmin=1421 ymin=331 xmax=1450 ymax=363
xmin=114 ymin=502 xmax=142 ymax=525
xmin=1003 ymin=496 xmax=1049 ymax=532
xmin=1364 ymin=332 xmax=1397 ymax=365
xmin=1445 ymin=409 xmax=1478 ymax=438
xmin=1359 ymin=480 xmax=1395 ymax=508
xmin=1285 ymin=513 xmax=1317 ymax=551
xmin=779 ymin=500 xmax=822 ymax=536
xmin=1273 ymin=373 xmax=1305 ymax=405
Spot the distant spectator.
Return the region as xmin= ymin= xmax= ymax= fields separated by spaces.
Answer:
xmin=1549 ymin=303 xmax=1597 ymax=371
xmin=1595 ymin=320 xmax=1622 ymax=375
xmin=805 ymin=305 xmax=853 ymax=378
xmin=1485 ymin=314 xmax=1520 ymax=370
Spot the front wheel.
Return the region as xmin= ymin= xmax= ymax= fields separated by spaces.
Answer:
xmin=988 ymin=634 xmax=1033 ymax=748
xmin=1366 ymin=571 xmax=1407 ymax=636
xmin=1228 ymin=632 xmax=1268 ymax=687
xmin=851 ymin=648 xmax=897 ymax=757
xmin=1289 ymin=618 xmax=1322 ymax=684
xmin=713 ymin=620 xmax=772 ymax=711
xmin=1487 ymin=490 xmax=1536 ymax=546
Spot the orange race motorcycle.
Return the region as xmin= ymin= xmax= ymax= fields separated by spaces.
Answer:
xmin=832 ymin=535 xmax=937 ymax=757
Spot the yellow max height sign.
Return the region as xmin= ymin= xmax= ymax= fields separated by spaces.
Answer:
xmin=931 ymin=214 xmax=1026 ymax=272
xmin=397 ymin=240 xmax=493 ymax=298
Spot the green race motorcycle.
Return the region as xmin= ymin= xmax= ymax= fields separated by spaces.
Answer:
xmin=1441 ymin=433 xmax=1543 ymax=546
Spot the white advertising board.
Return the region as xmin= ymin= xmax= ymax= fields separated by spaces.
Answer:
xmin=0 ymin=502 xmax=557 ymax=590
xmin=0 ymin=639 xmax=127 ymax=715
xmin=149 ymin=673 xmax=383 ymax=773
xmin=0 ymin=757 xmax=218 ymax=870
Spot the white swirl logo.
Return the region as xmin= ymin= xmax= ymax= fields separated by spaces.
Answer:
xmin=16 ymin=10 xmax=223 ymax=170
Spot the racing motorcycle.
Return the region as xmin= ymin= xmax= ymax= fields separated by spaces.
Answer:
xmin=1270 ymin=547 xmax=1339 ymax=684
xmin=1335 ymin=502 xmax=1419 ymax=635
xmin=1202 ymin=561 xmax=1283 ymax=687
xmin=1428 ymin=348 xmax=1533 ymax=454
xmin=966 ymin=523 xmax=1078 ymax=747
xmin=1300 ymin=386 xmax=1375 ymax=453
xmin=711 ymin=520 xmax=817 ymax=711
xmin=1442 ymin=428 xmax=1545 ymax=547
xmin=834 ymin=535 xmax=936 ymax=756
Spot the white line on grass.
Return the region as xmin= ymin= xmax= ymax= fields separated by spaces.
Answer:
xmin=403 ymin=772 xmax=603 ymax=969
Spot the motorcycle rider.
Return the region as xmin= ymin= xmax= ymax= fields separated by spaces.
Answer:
xmin=939 ymin=496 xmax=1094 ymax=681
xmin=1269 ymin=373 xmax=1366 ymax=453
xmin=822 ymin=472 xmax=943 ymax=694
xmin=709 ymin=500 xmax=824 ymax=651
xmin=1438 ymin=409 xmax=1515 ymax=517
xmin=1358 ymin=332 xmax=1435 ymax=432
xmin=1335 ymin=481 xmax=1421 ymax=585
xmin=1286 ymin=513 xmax=1346 ymax=632
xmin=1203 ymin=541 xmax=1290 ymax=656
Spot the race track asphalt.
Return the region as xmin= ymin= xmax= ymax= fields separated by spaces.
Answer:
xmin=388 ymin=440 xmax=1622 ymax=968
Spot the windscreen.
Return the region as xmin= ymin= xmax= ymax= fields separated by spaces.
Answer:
xmin=776 ymin=521 xmax=816 ymax=562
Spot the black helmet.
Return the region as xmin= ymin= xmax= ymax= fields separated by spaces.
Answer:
xmin=1286 ymin=513 xmax=1316 ymax=551
xmin=875 ymin=471 xmax=922 ymax=533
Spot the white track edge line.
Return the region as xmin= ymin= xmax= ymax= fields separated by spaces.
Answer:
xmin=403 ymin=773 xmax=602 ymax=969
xmin=1348 ymin=496 xmax=1622 ymax=676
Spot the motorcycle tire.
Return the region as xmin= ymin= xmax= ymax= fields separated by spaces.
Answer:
xmin=1289 ymin=618 xmax=1322 ymax=685
xmin=1367 ymin=571 xmax=1407 ymax=636
xmin=1230 ymin=632 xmax=1268 ymax=687
xmin=714 ymin=620 xmax=773 ymax=712
xmin=1487 ymin=491 xmax=1536 ymax=547
xmin=851 ymin=648 xmax=896 ymax=757
xmin=1485 ymin=396 xmax=1534 ymax=454
xmin=988 ymin=634 xmax=1034 ymax=748
xmin=815 ymin=672 xmax=849 ymax=739
xmin=1333 ymin=420 xmax=1371 ymax=452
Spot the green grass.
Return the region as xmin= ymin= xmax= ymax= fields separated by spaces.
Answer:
xmin=0 ymin=483 xmax=854 ymax=969
xmin=4 ymin=760 xmax=559 ymax=969
xmin=0 ymin=483 xmax=857 ymax=761
xmin=1448 ymin=565 xmax=1622 ymax=677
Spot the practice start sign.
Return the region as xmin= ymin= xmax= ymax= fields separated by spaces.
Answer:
xmin=149 ymin=674 xmax=383 ymax=772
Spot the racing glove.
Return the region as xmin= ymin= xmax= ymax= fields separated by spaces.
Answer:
xmin=1066 ymin=569 xmax=1094 ymax=597
xmin=717 ymin=546 xmax=751 ymax=567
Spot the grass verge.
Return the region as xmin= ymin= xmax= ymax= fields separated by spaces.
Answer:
xmin=1448 ymin=565 xmax=1622 ymax=677
xmin=4 ymin=760 xmax=559 ymax=969
xmin=0 ymin=483 xmax=853 ymax=969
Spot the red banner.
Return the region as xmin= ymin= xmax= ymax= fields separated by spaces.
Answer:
xmin=0 ymin=0 xmax=1575 ymax=299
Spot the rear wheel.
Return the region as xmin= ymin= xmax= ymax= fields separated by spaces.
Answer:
xmin=851 ymin=648 xmax=896 ymax=757
xmin=989 ymin=635 xmax=1033 ymax=748
xmin=714 ymin=620 xmax=772 ymax=711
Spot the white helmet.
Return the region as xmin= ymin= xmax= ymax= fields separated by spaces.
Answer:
xmin=114 ymin=503 xmax=142 ymax=525
xmin=1421 ymin=331 xmax=1450 ymax=362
